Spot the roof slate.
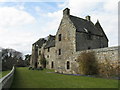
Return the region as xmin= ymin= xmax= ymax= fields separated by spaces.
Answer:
xmin=33 ymin=38 xmax=46 ymax=48
xmin=44 ymin=35 xmax=55 ymax=49
xmin=69 ymin=15 xmax=102 ymax=36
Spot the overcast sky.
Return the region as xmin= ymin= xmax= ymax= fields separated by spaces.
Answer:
xmin=0 ymin=0 xmax=118 ymax=55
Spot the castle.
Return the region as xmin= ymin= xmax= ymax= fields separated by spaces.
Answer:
xmin=30 ymin=8 xmax=113 ymax=74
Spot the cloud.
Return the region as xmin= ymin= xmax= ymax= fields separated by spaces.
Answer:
xmin=0 ymin=26 xmax=38 ymax=55
xmin=0 ymin=6 xmax=37 ymax=54
xmin=34 ymin=10 xmax=63 ymax=36
xmin=0 ymin=7 xmax=36 ymax=28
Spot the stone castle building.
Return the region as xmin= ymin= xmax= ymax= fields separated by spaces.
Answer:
xmin=30 ymin=8 xmax=111 ymax=74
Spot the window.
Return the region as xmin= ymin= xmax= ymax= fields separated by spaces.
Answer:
xmin=47 ymin=55 xmax=49 ymax=58
xmin=48 ymin=48 xmax=50 ymax=52
xmin=58 ymin=34 xmax=62 ymax=41
xmin=66 ymin=61 xmax=70 ymax=69
xmin=58 ymin=49 xmax=61 ymax=55
xmin=51 ymin=61 xmax=54 ymax=68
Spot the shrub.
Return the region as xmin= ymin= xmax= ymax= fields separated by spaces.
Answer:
xmin=77 ymin=51 xmax=98 ymax=75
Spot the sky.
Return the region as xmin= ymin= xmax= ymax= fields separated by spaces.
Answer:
xmin=0 ymin=0 xmax=119 ymax=55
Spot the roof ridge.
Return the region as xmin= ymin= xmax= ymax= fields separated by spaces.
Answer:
xmin=70 ymin=15 xmax=86 ymax=21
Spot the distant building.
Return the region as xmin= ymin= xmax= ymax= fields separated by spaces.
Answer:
xmin=30 ymin=8 xmax=109 ymax=74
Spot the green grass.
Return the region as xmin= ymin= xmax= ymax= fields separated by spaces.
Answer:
xmin=0 ymin=70 xmax=11 ymax=79
xmin=11 ymin=67 xmax=119 ymax=88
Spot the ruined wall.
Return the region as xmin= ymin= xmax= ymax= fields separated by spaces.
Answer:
xmin=44 ymin=47 xmax=56 ymax=69
xmin=37 ymin=48 xmax=42 ymax=68
xmin=30 ymin=44 xmax=38 ymax=68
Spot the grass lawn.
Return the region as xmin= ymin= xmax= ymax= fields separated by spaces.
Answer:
xmin=11 ymin=67 xmax=119 ymax=88
xmin=0 ymin=70 xmax=11 ymax=79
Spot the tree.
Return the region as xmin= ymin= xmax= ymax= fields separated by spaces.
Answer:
xmin=1 ymin=48 xmax=24 ymax=71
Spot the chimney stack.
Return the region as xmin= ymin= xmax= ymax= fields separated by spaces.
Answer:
xmin=63 ymin=8 xmax=70 ymax=16
xmin=85 ymin=15 xmax=91 ymax=21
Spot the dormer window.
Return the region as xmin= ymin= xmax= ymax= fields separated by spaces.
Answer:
xmin=58 ymin=34 xmax=61 ymax=41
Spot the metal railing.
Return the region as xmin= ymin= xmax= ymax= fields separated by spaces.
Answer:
xmin=0 ymin=66 xmax=15 ymax=90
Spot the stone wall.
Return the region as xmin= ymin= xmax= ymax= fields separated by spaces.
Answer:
xmin=55 ymin=13 xmax=76 ymax=73
xmin=30 ymin=44 xmax=38 ymax=68
xmin=76 ymin=32 xmax=108 ymax=51
xmin=76 ymin=46 xmax=119 ymax=76
xmin=44 ymin=47 xmax=56 ymax=69
xmin=55 ymin=46 xmax=119 ymax=76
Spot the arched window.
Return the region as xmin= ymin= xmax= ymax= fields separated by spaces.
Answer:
xmin=66 ymin=61 xmax=70 ymax=69
xmin=58 ymin=34 xmax=62 ymax=41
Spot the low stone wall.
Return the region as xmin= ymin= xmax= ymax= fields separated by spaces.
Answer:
xmin=74 ymin=46 xmax=119 ymax=76
xmin=76 ymin=46 xmax=118 ymax=61
xmin=0 ymin=66 xmax=15 ymax=89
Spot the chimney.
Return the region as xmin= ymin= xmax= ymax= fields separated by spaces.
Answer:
xmin=85 ymin=15 xmax=91 ymax=21
xmin=63 ymin=8 xmax=70 ymax=16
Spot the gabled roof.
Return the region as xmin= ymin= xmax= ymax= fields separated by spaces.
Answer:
xmin=95 ymin=20 xmax=108 ymax=41
xmin=44 ymin=35 xmax=55 ymax=49
xmin=69 ymin=15 xmax=102 ymax=36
